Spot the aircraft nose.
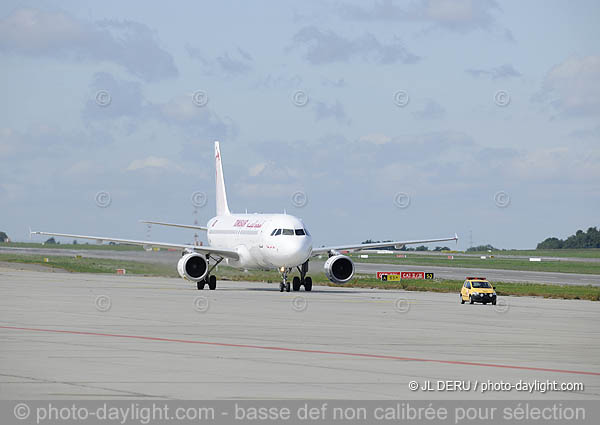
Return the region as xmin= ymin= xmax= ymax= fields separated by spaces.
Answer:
xmin=277 ymin=236 xmax=312 ymax=265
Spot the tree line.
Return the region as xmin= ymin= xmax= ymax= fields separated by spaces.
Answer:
xmin=537 ymin=227 xmax=600 ymax=249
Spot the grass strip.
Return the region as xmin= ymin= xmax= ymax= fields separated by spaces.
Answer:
xmin=1 ymin=253 xmax=598 ymax=301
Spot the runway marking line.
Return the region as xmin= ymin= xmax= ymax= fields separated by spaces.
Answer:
xmin=2 ymin=325 xmax=599 ymax=376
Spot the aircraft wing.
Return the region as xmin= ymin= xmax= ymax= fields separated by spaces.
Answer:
xmin=140 ymin=220 xmax=208 ymax=231
xmin=30 ymin=230 xmax=239 ymax=260
xmin=311 ymin=234 xmax=458 ymax=256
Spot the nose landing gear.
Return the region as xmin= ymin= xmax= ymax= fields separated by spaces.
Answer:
xmin=279 ymin=261 xmax=312 ymax=292
xmin=279 ymin=268 xmax=291 ymax=292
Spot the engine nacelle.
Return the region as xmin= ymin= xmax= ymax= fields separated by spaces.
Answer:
xmin=177 ymin=253 xmax=208 ymax=282
xmin=324 ymin=254 xmax=354 ymax=284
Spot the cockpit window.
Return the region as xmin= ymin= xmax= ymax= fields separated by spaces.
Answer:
xmin=304 ymin=228 xmax=310 ymax=236
xmin=271 ymin=228 xmax=308 ymax=236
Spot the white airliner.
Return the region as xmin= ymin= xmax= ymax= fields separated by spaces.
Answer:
xmin=32 ymin=142 xmax=457 ymax=292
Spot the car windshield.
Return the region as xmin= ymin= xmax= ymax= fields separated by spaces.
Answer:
xmin=471 ymin=281 xmax=491 ymax=288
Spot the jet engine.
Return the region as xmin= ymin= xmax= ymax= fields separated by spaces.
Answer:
xmin=177 ymin=252 xmax=208 ymax=282
xmin=324 ymin=254 xmax=354 ymax=284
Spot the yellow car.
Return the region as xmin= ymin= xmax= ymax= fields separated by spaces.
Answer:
xmin=460 ymin=277 xmax=497 ymax=305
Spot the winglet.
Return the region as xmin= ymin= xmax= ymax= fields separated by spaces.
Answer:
xmin=28 ymin=226 xmax=33 ymax=239
xmin=454 ymin=232 xmax=459 ymax=245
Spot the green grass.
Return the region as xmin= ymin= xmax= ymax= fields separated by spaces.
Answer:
xmin=2 ymin=242 xmax=144 ymax=251
xmin=464 ymin=249 xmax=600 ymax=259
xmin=349 ymin=253 xmax=600 ymax=274
xmin=1 ymin=253 xmax=598 ymax=301
xmin=337 ymin=277 xmax=600 ymax=301
xmin=0 ymin=253 xmax=175 ymax=276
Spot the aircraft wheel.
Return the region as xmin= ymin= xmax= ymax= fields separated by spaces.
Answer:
xmin=285 ymin=281 xmax=291 ymax=292
xmin=197 ymin=281 xmax=205 ymax=290
xmin=208 ymin=275 xmax=217 ymax=290
xmin=279 ymin=282 xmax=284 ymax=292
xmin=304 ymin=276 xmax=312 ymax=292
xmin=292 ymin=276 xmax=301 ymax=291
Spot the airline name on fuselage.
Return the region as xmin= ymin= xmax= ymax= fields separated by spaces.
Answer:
xmin=233 ymin=219 xmax=263 ymax=228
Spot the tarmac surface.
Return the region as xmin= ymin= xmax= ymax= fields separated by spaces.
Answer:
xmin=1 ymin=266 xmax=599 ymax=400
xmin=1 ymin=246 xmax=599 ymax=286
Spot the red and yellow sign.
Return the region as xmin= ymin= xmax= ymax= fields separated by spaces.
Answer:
xmin=378 ymin=271 xmax=434 ymax=280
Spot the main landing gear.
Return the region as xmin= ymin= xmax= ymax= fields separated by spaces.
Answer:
xmin=286 ymin=260 xmax=312 ymax=292
xmin=197 ymin=256 xmax=223 ymax=291
xmin=197 ymin=275 xmax=217 ymax=290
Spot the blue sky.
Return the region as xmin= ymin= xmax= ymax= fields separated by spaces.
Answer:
xmin=1 ymin=0 xmax=599 ymax=249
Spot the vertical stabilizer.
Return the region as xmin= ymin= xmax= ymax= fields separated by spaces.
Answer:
xmin=215 ymin=141 xmax=231 ymax=216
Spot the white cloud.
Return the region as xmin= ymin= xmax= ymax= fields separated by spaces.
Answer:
xmin=534 ymin=55 xmax=600 ymax=117
xmin=509 ymin=146 xmax=600 ymax=183
xmin=338 ymin=0 xmax=501 ymax=33
xmin=186 ymin=45 xmax=253 ymax=77
xmin=249 ymin=162 xmax=267 ymax=177
xmin=313 ymin=100 xmax=351 ymax=124
xmin=359 ymin=133 xmax=392 ymax=145
xmin=0 ymin=8 xmax=177 ymax=82
xmin=158 ymin=95 xmax=237 ymax=139
xmin=81 ymin=73 xmax=238 ymax=141
xmin=466 ymin=64 xmax=521 ymax=79
xmin=412 ymin=99 xmax=446 ymax=120
xmin=126 ymin=156 xmax=181 ymax=172
xmin=0 ymin=128 xmax=17 ymax=156
xmin=291 ymin=26 xmax=419 ymax=65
